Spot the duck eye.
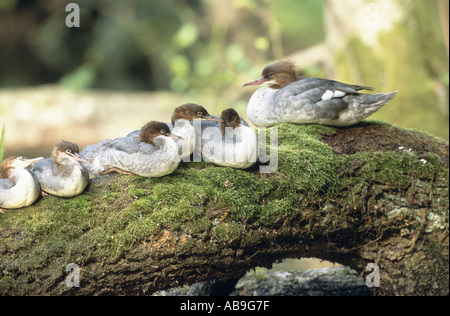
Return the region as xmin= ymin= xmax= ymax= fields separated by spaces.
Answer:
xmin=160 ymin=129 xmax=167 ymax=134
xmin=197 ymin=112 xmax=204 ymax=117
xmin=269 ymin=72 xmax=274 ymax=77
xmin=65 ymin=149 xmax=72 ymax=154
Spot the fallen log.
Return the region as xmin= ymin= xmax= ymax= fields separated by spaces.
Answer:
xmin=0 ymin=121 xmax=448 ymax=296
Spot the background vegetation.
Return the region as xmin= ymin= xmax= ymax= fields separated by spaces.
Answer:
xmin=0 ymin=0 xmax=324 ymax=91
xmin=0 ymin=0 xmax=448 ymax=154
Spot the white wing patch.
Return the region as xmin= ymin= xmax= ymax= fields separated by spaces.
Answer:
xmin=321 ymin=90 xmax=333 ymax=101
xmin=333 ymin=90 xmax=346 ymax=98
xmin=321 ymin=90 xmax=346 ymax=101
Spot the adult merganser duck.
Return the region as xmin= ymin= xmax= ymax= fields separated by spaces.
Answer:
xmin=1 ymin=156 xmax=43 ymax=212
xmin=243 ymin=61 xmax=398 ymax=127
xmin=201 ymin=108 xmax=258 ymax=169
xmin=31 ymin=141 xmax=89 ymax=197
xmin=81 ymin=121 xmax=182 ymax=177
xmin=127 ymin=103 xmax=221 ymax=160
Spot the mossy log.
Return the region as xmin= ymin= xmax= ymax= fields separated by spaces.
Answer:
xmin=1 ymin=121 xmax=448 ymax=296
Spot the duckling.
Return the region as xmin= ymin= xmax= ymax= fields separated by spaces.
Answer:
xmin=1 ymin=156 xmax=43 ymax=212
xmin=201 ymin=108 xmax=258 ymax=169
xmin=31 ymin=141 xmax=89 ymax=197
xmin=127 ymin=103 xmax=221 ymax=160
xmin=81 ymin=121 xmax=182 ymax=177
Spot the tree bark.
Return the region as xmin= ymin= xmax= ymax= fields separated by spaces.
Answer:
xmin=0 ymin=122 xmax=448 ymax=296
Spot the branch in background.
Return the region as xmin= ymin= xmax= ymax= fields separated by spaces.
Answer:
xmin=438 ymin=0 xmax=449 ymax=57
xmin=265 ymin=0 xmax=284 ymax=61
xmin=286 ymin=42 xmax=332 ymax=76
xmin=0 ymin=124 xmax=5 ymax=162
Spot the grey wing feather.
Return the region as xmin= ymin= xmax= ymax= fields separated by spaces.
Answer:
xmin=126 ymin=129 xmax=140 ymax=139
xmin=108 ymin=137 xmax=157 ymax=155
xmin=313 ymin=99 xmax=348 ymax=119
xmin=0 ymin=178 xmax=14 ymax=190
xmin=31 ymin=158 xmax=54 ymax=178
xmin=323 ymin=79 xmax=374 ymax=94
xmin=31 ymin=158 xmax=53 ymax=171
xmin=80 ymin=139 xmax=114 ymax=175
xmin=102 ymin=140 xmax=158 ymax=174
xmin=276 ymin=78 xmax=373 ymax=104
xmin=240 ymin=117 xmax=250 ymax=127
xmin=108 ymin=137 xmax=140 ymax=153
xmin=81 ymin=139 xmax=113 ymax=161
xmin=274 ymin=78 xmax=375 ymax=119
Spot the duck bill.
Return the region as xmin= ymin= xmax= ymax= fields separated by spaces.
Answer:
xmin=204 ymin=115 xmax=223 ymax=122
xmin=26 ymin=157 xmax=44 ymax=165
xmin=169 ymin=133 xmax=184 ymax=140
xmin=71 ymin=153 xmax=89 ymax=163
xmin=242 ymin=76 xmax=265 ymax=87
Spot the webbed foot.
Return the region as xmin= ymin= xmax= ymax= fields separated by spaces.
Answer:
xmin=100 ymin=168 xmax=134 ymax=175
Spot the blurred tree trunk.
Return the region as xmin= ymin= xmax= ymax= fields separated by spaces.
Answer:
xmin=438 ymin=0 xmax=449 ymax=56
xmin=324 ymin=0 xmax=449 ymax=140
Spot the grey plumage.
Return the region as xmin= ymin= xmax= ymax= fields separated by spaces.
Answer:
xmin=81 ymin=122 xmax=181 ymax=177
xmin=201 ymin=109 xmax=258 ymax=169
xmin=31 ymin=141 xmax=89 ymax=197
xmin=1 ymin=157 xmax=42 ymax=209
xmin=244 ymin=61 xmax=398 ymax=127
xmin=273 ymin=78 xmax=396 ymax=123
xmin=31 ymin=158 xmax=89 ymax=197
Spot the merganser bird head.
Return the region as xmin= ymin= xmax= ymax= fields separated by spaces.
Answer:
xmin=0 ymin=156 xmax=44 ymax=179
xmin=243 ymin=60 xmax=299 ymax=89
xmin=52 ymin=140 xmax=88 ymax=165
xmin=171 ymin=103 xmax=222 ymax=126
xmin=138 ymin=121 xmax=183 ymax=145
xmin=219 ymin=108 xmax=242 ymax=135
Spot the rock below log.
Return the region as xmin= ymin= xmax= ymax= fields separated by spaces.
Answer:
xmin=0 ymin=121 xmax=448 ymax=296
xmin=232 ymin=267 xmax=371 ymax=296
xmin=155 ymin=266 xmax=371 ymax=296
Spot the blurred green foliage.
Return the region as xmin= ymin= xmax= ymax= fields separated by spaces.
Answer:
xmin=0 ymin=0 xmax=324 ymax=94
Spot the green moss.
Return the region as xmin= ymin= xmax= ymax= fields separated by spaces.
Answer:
xmin=212 ymin=222 xmax=242 ymax=242
xmin=339 ymin=151 xmax=446 ymax=190
xmin=186 ymin=215 xmax=211 ymax=235
xmin=128 ymin=185 xmax=149 ymax=199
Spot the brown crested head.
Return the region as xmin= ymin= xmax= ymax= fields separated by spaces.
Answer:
xmin=243 ymin=60 xmax=299 ymax=89
xmin=52 ymin=140 xmax=85 ymax=165
xmin=0 ymin=157 xmax=16 ymax=179
xmin=138 ymin=121 xmax=172 ymax=145
xmin=171 ymin=103 xmax=212 ymax=125
xmin=0 ymin=156 xmax=43 ymax=179
xmin=219 ymin=108 xmax=242 ymax=135
xmin=53 ymin=140 xmax=80 ymax=156
xmin=55 ymin=140 xmax=80 ymax=154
